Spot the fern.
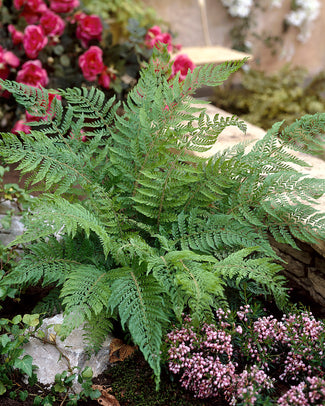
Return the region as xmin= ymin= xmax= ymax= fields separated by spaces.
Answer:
xmin=109 ymin=268 xmax=169 ymax=387
xmin=0 ymin=53 xmax=325 ymax=385
xmin=213 ymin=248 xmax=289 ymax=309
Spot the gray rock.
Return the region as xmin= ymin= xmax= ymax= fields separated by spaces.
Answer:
xmin=0 ymin=200 xmax=25 ymax=246
xmin=23 ymin=314 xmax=113 ymax=391
xmin=0 ymin=214 xmax=24 ymax=246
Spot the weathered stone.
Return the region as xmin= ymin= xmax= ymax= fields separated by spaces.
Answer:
xmin=315 ymin=257 xmax=325 ymax=274
xmin=23 ymin=314 xmax=113 ymax=391
xmin=0 ymin=200 xmax=25 ymax=246
xmin=308 ymin=268 xmax=325 ymax=299
xmin=278 ymin=252 xmax=306 ymax=278
xmin=0 ymin=214 xmax=24 ymax=246
xmin=270 ymin=240 xmax=313 ymax=267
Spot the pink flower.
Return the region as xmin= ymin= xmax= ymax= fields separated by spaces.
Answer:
xmin=98 ymin=68 xmax=113 ymax=89
xmin=171 ymin=54 xmax=195 ymax=81
xmin=76 ymin=13 xmax=102 ymax=48
xmin=8 ymin=25 xmax=24 ymax=45
xmin=0 ymin=46 xmax=20 ymax=68
xmin=40 ymin=11 xmax=65 ymax=37
xmin=0 ymin=46 xmax=20 ymax=80
xmin=23 ymin=25 xmax=48 ymax=59
xmin=16 ymin=60 xmax=49 ymax=87
xmin=145 ymin=25 xmax=173 ymax=52
xmin=11 ymin=119 xmax=31 ymax=134
xmin=14 ymin=0 xmax=47 ymax=12
xmin=145 ymin=26 xmax=162 ymax=48
xmin=78 ymin=46 xmax=104 ymax=81
xmin=49 ymin=0 xmax=79 ymax=13
xmin=14 ymin=0 xmax=48 ymax=23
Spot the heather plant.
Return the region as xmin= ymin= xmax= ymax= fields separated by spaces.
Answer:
xmin=0 ymin=49 xmax=325 ymax=387
xmin=165 ymin=305 xmax=325 ymax=404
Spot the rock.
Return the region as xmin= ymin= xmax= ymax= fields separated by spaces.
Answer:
xmin=23 ymin=314 xmax=113 ymax=391
xmin=0 ymin=200 xmax=25 ymax=247
xmin=0 ymin=214 xmax=24 ymax=246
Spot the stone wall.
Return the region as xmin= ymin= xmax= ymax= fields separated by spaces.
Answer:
xmin=270 ymin=236 xmax=325 ymax=309
xmin=143 ymin=0 xmax=325 ymax=75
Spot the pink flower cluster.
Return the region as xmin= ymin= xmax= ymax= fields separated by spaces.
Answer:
xmin=145 ymin=25 xmax=195 ymax=83
xmin=244 ymin=310 xmax=325 ymax=382
xmin=145 ymin=26 xmax=176 ymax=53
xmin=0 ymin=46 xmax=20 ymax=80
xmin=277 ymin=377 xmax=325 ymax=405
xmin=166 ymin=307 xmax=325 ymax=404
xmin=78 ymin=46 xmax=114 ymax=89
xmin=167 ymin=316 xmax=236 ymax=398
xmin=7 ymin=0 xmax=112 ymax=90
xmin=225 ymin=365 xmax=274 ymax=406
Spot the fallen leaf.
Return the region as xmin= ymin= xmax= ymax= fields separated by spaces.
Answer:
xmin=109 ymin=338 xmax=136 ymax=363
xmin=92 ymin=385 xmax=121 ymax=406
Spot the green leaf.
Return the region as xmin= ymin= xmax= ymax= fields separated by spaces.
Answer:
xmin=22 ymin=314 xmax=40 ymax=327
xmin=13 ymin=355 xmax=34 ymax=377
xmin=81 ymin=366 xmax=93 ymax=379
xmin=0 ymin=381 xmax=6 ymax=395
xmin=0 ymin=334 xmax=11 ymax=348
xmin=12 ymin=315 xmax=22 ymax=325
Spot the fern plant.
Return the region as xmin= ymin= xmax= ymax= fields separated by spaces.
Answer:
xmin=0 ymin=49 xmax=325 ymax=385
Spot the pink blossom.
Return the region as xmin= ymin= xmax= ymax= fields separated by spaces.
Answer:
xmin=8 ymin=25 xmax=24 ymax=45
xmin=40 ymin=11 xmax=65 ymax=37
xmin=14 ymin=0 xmax=47 ymax=12
xmin=171 ymin=54 xmax=195 ymax=81
xmin=98 ymin=68 xmax=114 ymax=89
xmin=49 ymin=0 xmax=79 ymax=13
xmin=78 ymin=46 xmax=104 ymax=81
xmin=145 ymin=25 xmax=173 ymax=52
xmin=76 ymin=13 xmax=102 ymax=48
xmin=23 ymin=25 xmax=48 ymax=59
xmin=16 ymin=60 xmax=48 ymax=87
xmin=14 ymin=0 xmax=48 ymax=23
xmin=0 ymin=46 xmax=20 ymax=80
xmin=3 ymin=51 xmax=20 ymax=68
xmin=11 ymin=119 xmax=31 ymax=134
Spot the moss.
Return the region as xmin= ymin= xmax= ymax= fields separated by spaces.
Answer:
xmin=102 ymin=351 xmax=226 ymax=406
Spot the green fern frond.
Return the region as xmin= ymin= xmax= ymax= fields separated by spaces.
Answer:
xmin=59 ymin=86 xmax=119 ymax=132
xmin=109 ymin=268 xmax=169 ymax=386
xmin=33 ymin=287 xmax=63 ymax=317
xmin=83 ymin=311 xmax=115 ymax=352
xmin=0 ymin=79 xmax=51 ymax=117
xmin=173 ymin=211 xmax=276 ymax=258
xmin=0 ymin=237 xmax=76 ymax=288
xmin=60 ymin=265 xmax=111 ymax=338
xmin=147 ymin=255 xmax=186 ymax=321
xmin=11 ymin=195 xmax=112 ymax=256
xmin=163 ymin=250 xmax=225 ymax=323
xmin=0 ymin=132 xmax=92 ymax=194
xmin=213 ymin=248 xmax=289 ymax=309
xmin=280 ymin=113 xmax=325 ymax=156
xmin=181 ymin=59 xmax=249 ymax=96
